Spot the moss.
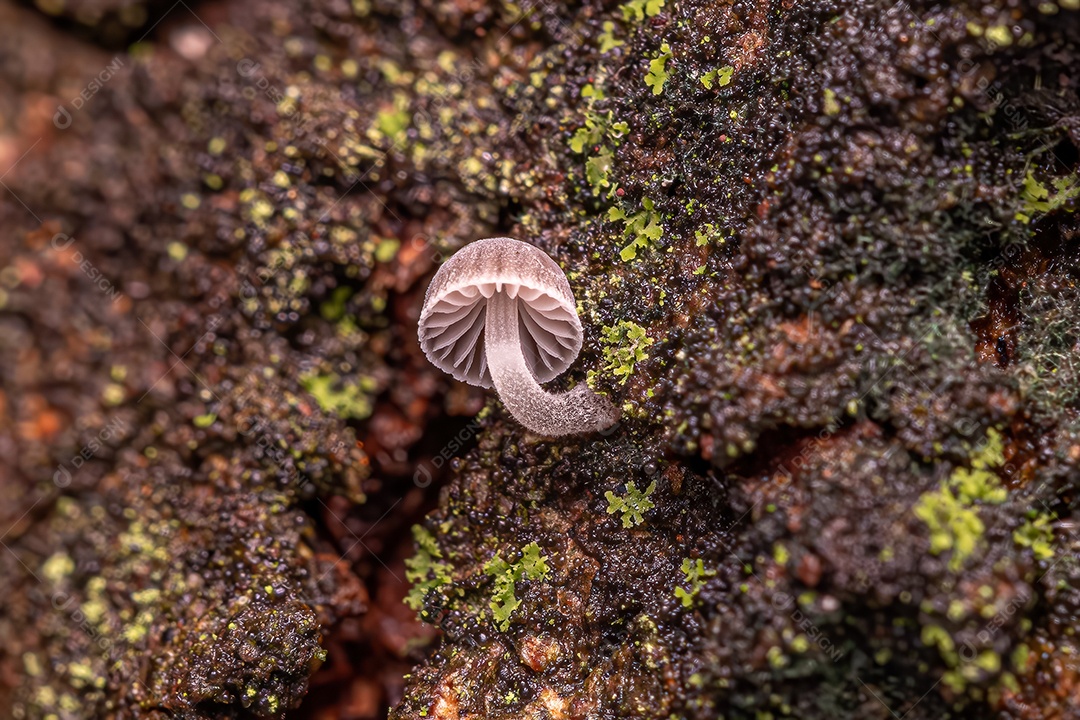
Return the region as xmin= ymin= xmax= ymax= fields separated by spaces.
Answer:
xmin=598 ymin=21 xmax=624 ymax=53
xmin=619 ymin=0 xmax=665 ymax=23
xmin=1013 ymin=514 xmax=1055 ymax=561
xmin=300 ymin=371 xmax=374 ymax=420
xmin=483 ymin=542 xmax=550 ymax=631
xmin=596 ymin=320 xmax=654 ymax=386
xmin=701 ymin=66 xmax=734 ymax=89
xmin=674 ymin=557 xmax=716 ymax=608
xmin=605 ymin=480 xmax=657 ymax=528
xmin=914 ymin=429 xmax=1010 ymax=571
xmin=1018 ymin=171 xmax=1079 ymax=221
xmin=645 ymin=42 xmax=672 ymax=96
xmin=404 ymin=526 xmax=453 ymax=613
xmin=571 ymin=110 xmax=629 ymax=199
xmin=610 ymin=198 xmax=664 ymax=262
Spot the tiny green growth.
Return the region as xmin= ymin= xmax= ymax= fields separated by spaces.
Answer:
xmin=404 ymin=526 xmax=453 ymax=612
xmin=483 ymin=542 xmax=550 ymax=631
xmin=570 ymin=110 xmax=629 ymax=198
xmin=823 ymin=88 xmax=841 ymax=116
xmin=701 ymin=65 xmax=734 ymax=89
xmin=374 ymin=92 xmax=411 ymax=143
xmin=695 ymin=222 xmax=727 ymax=246
xmin=598 ymin=21 xmax=624 ymax=53
xmin=605 ymin=480 xmax=657 ymax=528
xmin=674 ymin=557 xmax=716 ymax=608
xmin=915 ymin=486 xmax=984 ymax=571
xmin=921 ymin=624 xmax=958 ymax=665
xmin=320 ymin=286 xmax=353 ymax=322
xmin=375 ymin=238 xmax=400 ymax=263
xmin=913 ymin=429 xmax=1008 ymax=571
xmin=570 ymin=110 xmax=628 ymax=153
xmin=193 ymin=413 xmax=216 ymax=428
xmin=1014 ymin=514 xmax=1055 ymax=561
xmin=953 ymin=426 xmax=1007 ymax=503
xmin=586 ymin=147 xmax=616 ymax=197
xmin=620 ymin=0 xmax=664 ymax=22
xmin=301 ymin=371 xmax=375 ymax=420
xmin=610 ymin=197 xmax=663 ymax=261
xmin=645 ymin=43 xmax=673 ymax=95
xmin=1020 ymin=171 xmax=1079 ymax=220
xmin=597 ymin=320 xmax=654 ymax=384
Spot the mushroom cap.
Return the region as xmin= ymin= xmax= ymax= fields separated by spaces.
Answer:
xmin=418 ymin=237 xmax=583 ymax=388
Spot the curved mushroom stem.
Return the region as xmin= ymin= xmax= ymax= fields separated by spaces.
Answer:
xmin=485 ymin=291 xmax=620 ymax=436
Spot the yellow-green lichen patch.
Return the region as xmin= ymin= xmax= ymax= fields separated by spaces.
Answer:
xmin=42 ymin=553 xmax=75 ymax=584
xmin=570 ymin=108 xmax=629 ymax=199
xmin=598 ymin=21 xmax=624 ymax=53
xmin=300 ymin=371 xmax=375 ymax=420
xmin=620 ymin=0 xmax=664 ymax=23
xmin=404 ymin=525 xmax=453 ymax=613
xmin=674 ymin=557 xmax=716 ymax=608
xmin=373 ymin=91 xmax=412 ymax=146
xmin=1017 ymin=171 xmax=1079 ymax=222
xmin=605 ymin=480 xmax=656 ymax=528
xmin=610 ymin=197 xmax=664 ymax=261
xmin=645 ymin=42 xmax=672 ymax=95
xmin=913 ymin=429 xmax=1008 ymax=571
xmin=1013 ymin=513 xmax=1055 ymax=561
xmin=596 ymin=320 xmax=654 ymax=385
xmin=823 ymin=88 xmax=841 ymax=116
xmin=701 ymin=65 xmax=734 ymax=89
xmin=483 ymin=542 xmax=550 ymax=631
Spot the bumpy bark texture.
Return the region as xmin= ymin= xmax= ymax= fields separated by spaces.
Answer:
xmin=1 ymin=0 xmax=1078 ymax=719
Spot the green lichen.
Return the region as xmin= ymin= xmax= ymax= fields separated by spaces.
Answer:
xmin=404 ymin=526 xmax=453 ymax=613
xmin=619 ymin=0 xmax=664 ymax=23
xmin=300 ymin=371 xmax=375 ymax=420
xmin=569 ymin=110 xmax=628 ymax=153
xmin=1017 ymin=171 xmax=1079 ymax=222
xmin=193 ymin=413 xmax=216 ymax=428
xmin=570 ymin=110 xmax=629 ymax=198
xmin=822 ymin=87 xmax=841 ymax=116
xmin=604 ymin=480 xmax=657 ymax=528
xmin=583 ymin=149 xmax=612 ymax=197
xmin=701 ymin=65 xmax=734 ymax=89
xmin=1013 ymin=513 xmax=1055 ymax=561
xmin=597 ymin=320 xmax=654 ymax=384
xmin=598 ymin=21 xmax=624 ymax=53
xmin=375 ymin=238 xmax=400 ymax=263
xmin=674 ymin=557 xmax=716 ymax=608
xmin=645 ymin=42 xmax=672 ymax=95
xmin=41 ymin=553 xmax=74 ymax=584
xmin=483 ymin=542 xmax=549 ymax=631
xmin=914 ymin=429 xmax=1008 ymax=571
xmin=373 ymin=91 xmax=411 ymax=144
xmin=320 ymin=287 xmax=353 ymax=322
xmin=610 ymin=197 xmax=663 ymax=261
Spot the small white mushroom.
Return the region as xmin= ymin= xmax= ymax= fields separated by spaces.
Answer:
xmin=418 ymin=237 xmax=620 ymax=436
